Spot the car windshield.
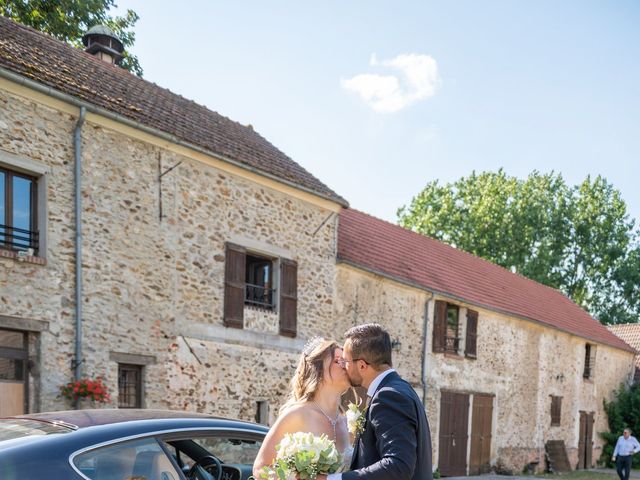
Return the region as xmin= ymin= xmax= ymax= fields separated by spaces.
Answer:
xmin=0 ymin=419 xmax=74 ymax=446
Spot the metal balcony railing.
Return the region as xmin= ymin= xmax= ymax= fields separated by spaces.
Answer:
xmin=444 ymin=336 xmax=460 ymax=353
xmin=0 ymin=224 xmax=38 ymax=254
xmin=245 ymin=283 xmax=274 ymax=309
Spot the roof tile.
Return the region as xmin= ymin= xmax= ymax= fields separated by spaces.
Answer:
xmin=0 ymin=16 xmax=346 ymax=206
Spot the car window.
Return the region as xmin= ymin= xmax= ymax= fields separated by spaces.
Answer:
xmin=0 ymin=419 xmax=73 ymax=450
xmin=73 ymin=436 xmax=181 ymax=480
xmin=164 ymin=434 xmax=263 ymax=480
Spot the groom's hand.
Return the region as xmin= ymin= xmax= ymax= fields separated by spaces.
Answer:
xmin=315 ymin=475 xmax=327 ymax=480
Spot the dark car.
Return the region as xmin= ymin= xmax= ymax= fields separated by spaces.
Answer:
xmin=0 ymin=409 xmax=268 ymax=480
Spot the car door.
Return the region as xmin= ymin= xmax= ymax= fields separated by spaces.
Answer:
xmin=72 ymin=436 xmax=183 ymax=480
xmin=161 ymin=430 xmax=265 ymax=480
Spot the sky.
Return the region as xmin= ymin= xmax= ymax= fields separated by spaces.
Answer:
xmin=114 ymin=1 xmax=639 ymax=224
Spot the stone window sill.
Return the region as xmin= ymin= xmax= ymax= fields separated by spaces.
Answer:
xmin=0 ymin=248 xmax=46 ymax=265
xmin=444 ymin=352 xmax=464 ymax=360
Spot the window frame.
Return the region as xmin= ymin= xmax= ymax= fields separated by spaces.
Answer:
xmin=244 ymin=252 xmax=277 ymax=311
xmin=117 ymin=363 xmax=143 ymax=409
xmin=0 ymin=165 xmax=38 ymax=254
xmin=583 ymin=343 xmax=596 ymax=380
xmin=550 ymin=395 xmax=562 ymax=426
xmin=444 ymin=304 xmax=460 ymax=354
xmin=0 ymin=151 xmax=49 ymax=259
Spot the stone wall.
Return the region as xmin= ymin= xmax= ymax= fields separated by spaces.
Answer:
xmin=0 ymin=84 xmax=339 ymax=417
xmin=335 ymin=264 xmax=635 ymax=474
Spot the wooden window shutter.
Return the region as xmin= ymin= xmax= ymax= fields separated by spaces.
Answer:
xmin=465 ymin=309 xmax=478 ymax=358
xmin=589 ymin=345 xmax=597 ymax=379
xmin=433 ymin=300 xmax=447 ymax=353
xmin=224 ymin=243 xmax=246 ymax=329
xmin=279 ymin=258 xmax=298 ymax=337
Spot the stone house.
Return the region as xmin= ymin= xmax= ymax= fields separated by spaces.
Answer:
xmin=0 ymin=16 xmax=347 ymax=420
xmin=335 ymin=209 xmax=636 ymax=474
xmin=0 ymin=15 xmax=636 ymax=476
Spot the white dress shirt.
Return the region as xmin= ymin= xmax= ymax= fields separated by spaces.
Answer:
xmin=328 ymin=369 xmax=396 ymax=480
xmin=614 ymin=435 xmax=640 ymax=457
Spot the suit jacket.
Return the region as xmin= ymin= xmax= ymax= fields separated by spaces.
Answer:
xmin=344 ymin=371 xmax=433 ymax=480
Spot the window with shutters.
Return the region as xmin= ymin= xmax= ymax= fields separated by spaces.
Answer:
xmin=583 ymin=343 xmax=596 ymax=379
xmin=224 ymin=243 xmax=298 ymax=337
xmin=550 ymin=395 xmax=562 ymax=426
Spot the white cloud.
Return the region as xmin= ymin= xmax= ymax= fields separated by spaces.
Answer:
xmin=341 ymin=53 xmax=440 ymax=113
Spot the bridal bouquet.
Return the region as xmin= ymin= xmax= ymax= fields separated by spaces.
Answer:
xmin=256 ymin=432 xmax=343 ymax=480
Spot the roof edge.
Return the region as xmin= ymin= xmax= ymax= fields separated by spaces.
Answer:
xmin=0 ymin=66 xmax=349 ymax=209
xmin=337 ymin=258 xmax=637 ymax=354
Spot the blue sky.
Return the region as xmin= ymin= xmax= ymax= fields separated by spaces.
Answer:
xmin=115 ymin=1 xmax=640 ymax=224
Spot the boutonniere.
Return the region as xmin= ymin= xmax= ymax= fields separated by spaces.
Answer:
xmin=346 ymin=401 xmax=366 ymax=436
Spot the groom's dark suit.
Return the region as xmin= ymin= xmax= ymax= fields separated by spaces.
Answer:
xmin=344 ymin=371 xmax=432 ymax=480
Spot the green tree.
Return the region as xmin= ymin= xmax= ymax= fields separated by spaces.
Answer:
xmin=0 ymin=0 xmax=142 ymax=76
xmin=602 ymin=382 xmax=640 ymax=467
xmin=398 ymin=170 xmax=640 ymax=324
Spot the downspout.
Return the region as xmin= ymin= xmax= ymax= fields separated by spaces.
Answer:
xmin=421 ymin=291 xmax=434 ymax=403
xmin=74 ymin=107 xmax=86 ymax=394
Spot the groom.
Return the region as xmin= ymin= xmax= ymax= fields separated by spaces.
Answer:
xmin=324 ymin=323 xmax=433 ymax=480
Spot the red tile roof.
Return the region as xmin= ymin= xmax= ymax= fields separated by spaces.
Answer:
xmin=608 ymin=324 xmax=640 ymax=367
xmin=338 ymin=209 xmax=635 ymax=353
xmin=0 ymin=16 xmax=346 ymax=206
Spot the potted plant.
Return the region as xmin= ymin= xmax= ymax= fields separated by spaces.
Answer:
xmin=59 ymin=377 xmax=110 ymax=408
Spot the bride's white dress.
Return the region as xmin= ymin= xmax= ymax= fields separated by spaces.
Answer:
xmin=340 ymin=446 xmax=355 ymax=472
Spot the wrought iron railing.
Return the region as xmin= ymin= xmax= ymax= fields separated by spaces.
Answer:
xmin=444 ymin=336 xmax=460 ymax=353
xmin=245 ymin=283 xmax=274 ymax=309
xmin=0 ymin=224 xmax=38 ymax=254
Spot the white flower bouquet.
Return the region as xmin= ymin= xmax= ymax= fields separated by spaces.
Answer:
xmin=255 ymin=431 xmax=343 ymax=480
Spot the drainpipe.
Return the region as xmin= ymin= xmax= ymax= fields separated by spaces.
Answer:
xmin=421 ymin=291 xmax=435 ymax=403
xmin=74 ymin=107 xmax=86 ymax=393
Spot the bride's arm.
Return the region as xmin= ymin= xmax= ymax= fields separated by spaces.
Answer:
xmin=253 ymin=408 xmax=306 ymax=476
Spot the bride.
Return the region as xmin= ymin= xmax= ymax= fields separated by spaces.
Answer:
xmin=253 ymin=338 xmax=354 ymax=476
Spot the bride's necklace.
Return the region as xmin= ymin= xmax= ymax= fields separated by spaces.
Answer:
xmin=314 ymin=402 xmax=338 ymax=440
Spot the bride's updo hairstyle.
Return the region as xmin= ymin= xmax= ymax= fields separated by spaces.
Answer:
xmin=280 ymin=337 xmax=340 ymax=413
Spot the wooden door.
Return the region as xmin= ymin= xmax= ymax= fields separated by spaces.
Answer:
xmin=439 ymin=391 xmax=470 ymax=476
xmin=577 ymin=411 xmax=594 ymax=469
xmin=585 ymin=413 xmax=594 ymax=468
xmin=0 ymin=329 xmax=28 ymax=416
xmin=469 ymin=394 xmax=493 ymax=475
xmin=577 ymin=412 xmax=586 ymax=469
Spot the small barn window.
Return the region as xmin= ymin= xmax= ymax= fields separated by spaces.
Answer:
xmin=256 ymin=400 xmax=269 ymax=425
xmin=550 ymin=395 xmax=562 ymax=426
xmin=118 ymin=364 xmax=143 ymax=408
xmin=583 ymin=344 xmax=596 ymax=379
